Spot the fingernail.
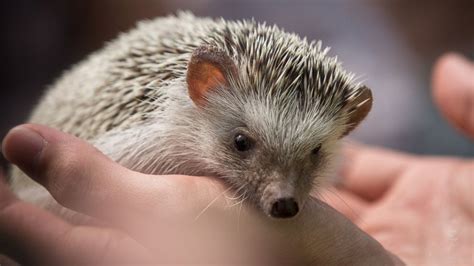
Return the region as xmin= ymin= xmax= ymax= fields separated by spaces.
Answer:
xmin=2 ymin=126 xmax=45 ymax=176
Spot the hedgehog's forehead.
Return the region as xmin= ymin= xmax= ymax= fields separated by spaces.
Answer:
xmin=242 ymin=95 xmax=339 ymax=146
xmin=208 ymin=89 xmax=342 ymax=152
xmin=229 ymin=63 xmax=347 ymax=124
xmin=228 ymin=47 xmax=353 ymax=116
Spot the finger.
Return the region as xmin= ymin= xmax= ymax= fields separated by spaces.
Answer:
xmin=432 ymin=53 xmax=474 ymax=139
xmin=1 ymin=124 xmax=155 ymax=229
xmin=339 ymin=142 xmax=414 ymax=201
xmin=2 ymin=124 xmax=227 ymax=240
xmin=0 ymin=179 xmax=150 ymax=264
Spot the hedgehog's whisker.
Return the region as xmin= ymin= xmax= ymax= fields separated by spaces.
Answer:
xmin=237 ymin=192 xmax=248 ymax=232
xmin=227 ymin=188 xmax=247 ymax=208
xmin=225 ymin=183 xmax=247 ymax=202
xmin=323 ymin=186 xmax=362 ymax=222
xmin=194 ymin=186 xmax=232 ymax=221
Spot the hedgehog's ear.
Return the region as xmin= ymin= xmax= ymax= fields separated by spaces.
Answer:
xmin=187 ymin=46 xmax=237 ymax=106
xmin=341 ymin=86 xmax=373 ymax=137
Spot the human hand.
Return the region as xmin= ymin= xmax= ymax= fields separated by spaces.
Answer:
xmin=1 ymin=125 xmax=399 ymax=264
xmin=322 ymin=53 xmax=474 ymax=265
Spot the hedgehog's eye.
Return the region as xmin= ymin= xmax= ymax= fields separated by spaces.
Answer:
xmin=234 ymin=133 xmax=253 ymax=152
xmin=311 ymin=144 xmax=322 ymax=155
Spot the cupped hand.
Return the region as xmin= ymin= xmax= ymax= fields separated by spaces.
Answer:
xmin=1 ymin=126 xmax=397 ymax=264
xmin=322 ymin=53 xmax=474 ymax=265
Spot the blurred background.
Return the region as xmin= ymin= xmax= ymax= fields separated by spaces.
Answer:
xmin=1 ymin=0 xmax=473 ymax=170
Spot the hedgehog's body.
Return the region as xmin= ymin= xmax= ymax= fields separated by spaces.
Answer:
xmin=11 ymin=13 xmax=372 ymax=219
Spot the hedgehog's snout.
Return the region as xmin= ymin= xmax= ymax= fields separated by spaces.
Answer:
xmin=262 ymin=181 xmax=300 ymax=219
xmin=270 ymin=197 xmax=299 ymax=218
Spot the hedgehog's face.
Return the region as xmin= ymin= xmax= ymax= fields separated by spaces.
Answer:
xmin=187 ymin=45 xmax=372 ymax=218
xmin=200 ymin=97 xmax=343 ymax=218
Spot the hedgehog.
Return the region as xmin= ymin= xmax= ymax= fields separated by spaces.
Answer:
xmin=10 ymin=12 xmax=372 ymax=219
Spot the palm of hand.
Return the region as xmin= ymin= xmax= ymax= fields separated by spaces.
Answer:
xmin=321 ymin=147 xmax=473 ymax=265
xmin=345 ymin=155 xmax=472 ymax=265
xmin=323 ymin=146 xmax=474 ymax=265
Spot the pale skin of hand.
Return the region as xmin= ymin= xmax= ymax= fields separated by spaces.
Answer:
xmin=0 ymin=126 xmax=398 ymax=261
xmin=322 ymin=53 xmax=474 ymax=265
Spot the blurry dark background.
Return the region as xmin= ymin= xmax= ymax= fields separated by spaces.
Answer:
xmin=1 ymin=0 xmax=473 ymax=171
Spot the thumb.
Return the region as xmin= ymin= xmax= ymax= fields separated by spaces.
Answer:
xmin=1 ymin=124 xmax=138 ymax=215
xmin=432 ymin=53 xmax=474 ymax=139
xmin=1 ymin=124 xmax=125 ymax=186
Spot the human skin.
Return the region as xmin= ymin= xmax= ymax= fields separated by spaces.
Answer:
xmin=0 ymin=53 xmax=471 ymax=265
xmin=0 ymin=124 xmax=399 ymax=265
xmin=321 ymin=53 xmax=474 ymax=265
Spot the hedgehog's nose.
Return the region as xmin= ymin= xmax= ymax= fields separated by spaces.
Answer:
xmin=270 ymin=197 xmax=299 ymax=218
